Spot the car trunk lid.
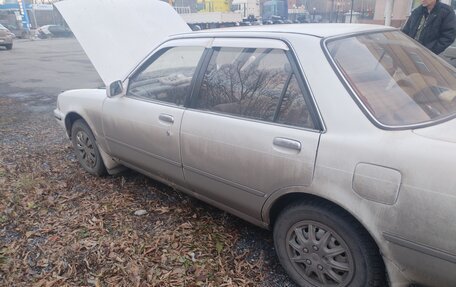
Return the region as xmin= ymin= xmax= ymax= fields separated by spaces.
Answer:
xmin=54 ymin=0 xmax=191 ymax=86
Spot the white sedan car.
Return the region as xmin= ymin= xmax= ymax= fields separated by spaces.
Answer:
xmin=54 ymin=1 xmax=456 ymax=286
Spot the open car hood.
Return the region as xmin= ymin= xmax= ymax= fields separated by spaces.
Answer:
xmin=55 ymin=0 xmax=191 ymax=86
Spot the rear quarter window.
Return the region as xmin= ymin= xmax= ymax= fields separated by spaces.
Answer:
xmin=327 ymin=31 xmax=456 ymax=127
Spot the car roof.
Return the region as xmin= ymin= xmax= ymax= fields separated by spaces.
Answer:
xmin=177 ymin=24 xmax=396 ymax=39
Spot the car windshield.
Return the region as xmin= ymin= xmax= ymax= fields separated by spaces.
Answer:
xmin=327 ymin=31 xmax=456 ymax=127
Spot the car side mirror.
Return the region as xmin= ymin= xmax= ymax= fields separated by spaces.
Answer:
xmin=107 ymin=80 xmax=123 ymax=98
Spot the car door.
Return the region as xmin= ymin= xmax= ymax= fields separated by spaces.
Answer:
xmin=181 ymin=38 xmax=322 ymax=219
xmin=102 ymin=39 xmax=210 ymax=185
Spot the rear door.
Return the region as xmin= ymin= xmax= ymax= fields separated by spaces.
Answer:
xmin=102 ymin=38 xmax=210 ymax=185
xmin=181 ymin=38 xmax=322 ymax=219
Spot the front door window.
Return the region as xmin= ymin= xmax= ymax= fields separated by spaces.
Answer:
xmin=127 ymin=46 xmax=205 ymax=106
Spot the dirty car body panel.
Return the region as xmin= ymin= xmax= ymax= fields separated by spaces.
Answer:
xmin=54 ymin=1 xmax=456 ymax=286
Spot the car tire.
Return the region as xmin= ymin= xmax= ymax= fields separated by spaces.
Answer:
xmin=5 ymin=44 xmax=12 ymax=50
xmin=273 ymin=201 xmax=386 ymax=287
xmin=71 ymin=119 xmax=106 ymax=176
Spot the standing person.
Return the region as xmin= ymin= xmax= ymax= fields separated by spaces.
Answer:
xmin=402 ymin=0 xmax=456 ymax=54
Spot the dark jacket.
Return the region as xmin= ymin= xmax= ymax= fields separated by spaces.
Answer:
xmin=402 ymin=1 xmax=456 ymax=54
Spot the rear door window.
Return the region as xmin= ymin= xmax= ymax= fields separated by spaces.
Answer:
xmin=276 ymin=74 xmax=315 ymax=129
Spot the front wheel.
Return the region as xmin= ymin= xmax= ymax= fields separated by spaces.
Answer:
xmin=70 ymin=119 xmax=106 ymax=176
xmin=273 ymin=201 xmax=386 ymax=287
xmin=5 ymin=43 xmax=12 ymax=50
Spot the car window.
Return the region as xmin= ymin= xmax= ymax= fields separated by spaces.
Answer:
xmin=195 ymin=47 xmax=305 ymax=124
xmin=127 ymin=46 xmax=204 ymax=106
xmin=276 ymin=74 xmax=315 ymax=129
xmin=327 ymin=31 xmax=456 ymax=127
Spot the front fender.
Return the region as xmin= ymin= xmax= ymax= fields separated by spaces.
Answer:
xmin=57 ymin=88 xmax=108 ymax=149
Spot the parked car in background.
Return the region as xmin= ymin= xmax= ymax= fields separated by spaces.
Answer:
xmin=0 ymin=23 xmax=14 ymax=50
xmin=37 ymin=25 xmax=72 ymax=39
xmin=54 ymin=1 xmax=456 ymax=286
xmin=2 ymin=23 xmax=26 ymax=38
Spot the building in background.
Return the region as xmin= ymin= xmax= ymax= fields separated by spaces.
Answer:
xmin=372 ymin=0 xmax=454 ymax=28
xmin=0 ymin=0 xmax=65 ymax=35
xmin=262 ymin=0 xmax=288 ymax=21
xmin=196 ymin=0 xmax=231 ymax=12
xmin=372 ymin=0 xmax=412 ymax=27
xmin=231 ymin=0 xmax=260 ymax=18
xmin=264 ymin=0 xmax=377 ymax=24
xmin=7 ymin=0 xmax=448 ymax=31
xmin=171 ymin=0 xmax=197 ymax=13
xmin=0 ymin=0 xmax=29 ymax=37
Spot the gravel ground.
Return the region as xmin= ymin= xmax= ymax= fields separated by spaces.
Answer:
xmin=0 ymin=38 xmax=297 ymax=286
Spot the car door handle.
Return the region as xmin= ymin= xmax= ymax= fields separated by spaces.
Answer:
xmin=273 ymin=137 xmax=302 ymax=151
xmin=159 ymin=114 xmax=174 ymax=124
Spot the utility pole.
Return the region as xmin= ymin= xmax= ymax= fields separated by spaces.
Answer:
xmin=330 ymin=0 xmax=334 ymax=23
xmin=335 ymin=2 xmax=340 ymax=23
xmin=31 ymin=6 xmax=38 ymax=28
xmin=385 ymin=0 xmax=394 ymax=26
xmin=17 ymin=0 xmax=30 ymax=32
xmin=350 ymin=0 xmax=354 ymax=23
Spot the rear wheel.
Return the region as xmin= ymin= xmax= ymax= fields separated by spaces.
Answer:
xmin=70 ymin=119 xmax=106 ymax=176
xmin=5 ymin=43 xmax=12 ymax=50
xmin=273 ymin=201 xmax=386 ymax=287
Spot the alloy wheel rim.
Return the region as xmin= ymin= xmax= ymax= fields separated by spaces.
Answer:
xmin=75 ymin=130 xmax=97 ymax=169
xmin=286 ymin=220 xmax=354 ymax=287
